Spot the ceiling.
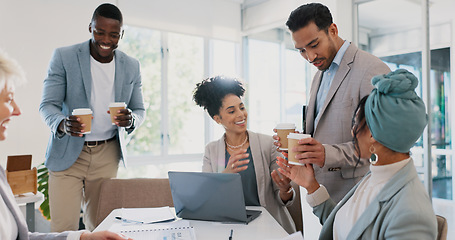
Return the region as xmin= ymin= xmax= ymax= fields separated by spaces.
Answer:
xmin=235 ymin=0 xmax=454 ymax=35
xmin=357 ymin=0 xmax=453 ymax=34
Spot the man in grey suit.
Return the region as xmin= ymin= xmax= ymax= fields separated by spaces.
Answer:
xmin=39 ymin=3 xmax=145 ymax=231
xmin=280 ymin=3 xmax=390 ymax=202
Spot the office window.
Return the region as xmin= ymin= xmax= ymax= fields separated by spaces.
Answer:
xmin=246 ymin=30 xmax=312 ymax=134
xmin=247 ymin=39 xmax=281 ymax=134
xmin=284 ymin=49 xmax=310 ymax=130
xmin=167 ymin=33 xmax=205 ymax=155
xmin=210 ymin=39 xmax=240 ymax=140
xmin=212 ymin=39 xmax=238 ymax=77
xmin=116 ymin=26 xmax=239 ymax=178
xmin=119 ymin=26 xmax=162 ymax=156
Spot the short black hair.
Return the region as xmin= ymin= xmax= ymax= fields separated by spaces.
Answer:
xmin=286 ymin=3 xmax=333 ymax=33
xmin=193 ymin=76 xmax=245 ymax=118
xmin=91 ymin=3 xmax=123 ymax=24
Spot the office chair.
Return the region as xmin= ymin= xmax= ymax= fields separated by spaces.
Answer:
xmin=286 ymin=181 xmax=303 ymax=233
xmin=436 ymin=215 xmax=448 ymax=240
xmin=94 ymin=178 xmax=173 ymax=228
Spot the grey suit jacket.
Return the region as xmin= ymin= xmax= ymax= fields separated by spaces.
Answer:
xmin=39 ymin=40 xmax=145 ymax=172
xmin=305 ymin=43 xmax=390 ymax=202
xmin=0 ymin=166 xmax=69 ymax=240
xmin=313 ymin=160 xmax=437 ymax=240
xmin=202 ymin=130 xmax=296 ymax=233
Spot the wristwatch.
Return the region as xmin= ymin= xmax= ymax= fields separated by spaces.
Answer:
xmin=127 ymin=115 xmax=136 ymax=131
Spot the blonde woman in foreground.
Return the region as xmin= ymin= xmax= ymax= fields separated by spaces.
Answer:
xmin=0 ymin=50 xmax=132 ymax=240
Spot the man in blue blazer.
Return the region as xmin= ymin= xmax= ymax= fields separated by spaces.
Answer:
xmin=39 ymin=3 xmax=145 ymax=232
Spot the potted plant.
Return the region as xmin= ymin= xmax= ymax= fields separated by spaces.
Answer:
xmin=37 ymin=163 xmax=50 ymax=220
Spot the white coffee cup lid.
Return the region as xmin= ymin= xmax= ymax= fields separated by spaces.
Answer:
xmin=109 ymin=102 xmax=126 ymax=108
xmin=72 ymin=108 xmax=92 ymax=115
xmin=275 ymin=123 xmax=296 ymax=129
xmin=287 ymin=132 xmax=311 ymax=140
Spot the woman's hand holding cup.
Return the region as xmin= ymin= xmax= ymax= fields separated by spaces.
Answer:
xmin=276 ymin=152 xmax=320 ymax=194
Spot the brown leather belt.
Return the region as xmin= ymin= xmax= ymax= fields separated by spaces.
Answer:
xmin=85 ymin=136 xmax=116 ymax=147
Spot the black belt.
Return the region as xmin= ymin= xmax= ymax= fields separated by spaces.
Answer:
xmin=85 ymin=136 xmax=116 ymax=147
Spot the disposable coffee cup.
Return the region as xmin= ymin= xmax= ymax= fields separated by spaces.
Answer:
xmin=287 ymin=133 xmax=311 ymax=165
xmin=72 ymin=108 xmax=93 ymax=134
xmin=275 ymin=123 xmax=296 ymax=151
xmin=109 ymin=102 xmax=126 ymax=125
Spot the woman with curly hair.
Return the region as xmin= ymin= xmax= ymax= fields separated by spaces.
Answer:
xmin=193 ymin=76 xmax=296 ymax=233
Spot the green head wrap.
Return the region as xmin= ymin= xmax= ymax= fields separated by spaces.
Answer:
xmin=365 ymin=69 xmax=428 ymax=153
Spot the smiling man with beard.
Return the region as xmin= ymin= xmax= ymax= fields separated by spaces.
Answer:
xmin=39 ymin=3 xmax=145 ymax=232
xmin=274 ymin=3 xmax=390 ymax=203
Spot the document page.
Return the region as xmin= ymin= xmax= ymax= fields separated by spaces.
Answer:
xmin=121 ymin=207 xmax=175 ymax=223
xmin=109 ymin=208 xmax=196 ymax=240
xmin=119 ymin=226 xmax=196 ymax=240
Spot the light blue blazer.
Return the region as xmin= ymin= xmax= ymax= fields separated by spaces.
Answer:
xmin=0 ymin=166 xmax=69 ymax=239
xmin=39 ymin=40 xmax=145 ymax=172
xmin=314 ymin=160 xmax=437 ymax=240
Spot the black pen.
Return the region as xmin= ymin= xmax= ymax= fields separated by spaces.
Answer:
xmin=229 ymin=229 xmax=233 ymax=240
xmin=115 ymin=216 xmax=176 ymax=224
xmin=115 ymin=216 xmax=143 ymax=224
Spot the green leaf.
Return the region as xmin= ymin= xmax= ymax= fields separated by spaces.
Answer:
xmin=36 ymin=165 xmax=51 ymax=220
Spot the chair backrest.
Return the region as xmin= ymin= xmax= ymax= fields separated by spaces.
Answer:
xmin=94 ymin=178 xmax=173 ymax=228
xmin=436 ymin=215 xmax=448 ymax=240
xmin=286 ymin=181 xmax=303 ymax=233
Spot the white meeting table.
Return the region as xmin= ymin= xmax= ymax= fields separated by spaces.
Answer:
xmin=95 ymin=206 xmax=289 ymax=240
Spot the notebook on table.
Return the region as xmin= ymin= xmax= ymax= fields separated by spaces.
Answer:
xmin=168 ymin=171 xmax=262 ymax=224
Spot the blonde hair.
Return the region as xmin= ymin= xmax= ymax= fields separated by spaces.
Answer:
xmin=0 ymin=49 xmax=26 ymax=88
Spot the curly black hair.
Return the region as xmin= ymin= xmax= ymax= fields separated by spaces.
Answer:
xmin=351 ymin=95 xmax=369 ymax=178
xmin=192 ymin=76 xmax=245 ymax=118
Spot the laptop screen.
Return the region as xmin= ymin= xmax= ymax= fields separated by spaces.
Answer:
xmin=168 ymin=171 xmax=260 ymax=223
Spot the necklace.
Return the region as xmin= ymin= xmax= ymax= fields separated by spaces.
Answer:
xmin=225 ymin=134 xmax=248 ymax=149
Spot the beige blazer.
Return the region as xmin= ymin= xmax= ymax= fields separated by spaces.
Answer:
xmin=305 ymin=43 xmax=391 ymax=202
xmin=202 ymin=130 xmax=296 ymax=233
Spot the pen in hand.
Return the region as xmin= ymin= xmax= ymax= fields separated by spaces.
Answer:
xmin=229 ymin=229 xmax=233 ymax=240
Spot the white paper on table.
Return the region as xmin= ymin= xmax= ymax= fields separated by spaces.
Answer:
xmin=109 ymin=219 xmax=191 ymax=232
xmin=109 ymin=219 xmax=195 ymax=240
xmin=120 ymin=206 xmax=175 ymax=224
xmin=279 ymin=231 xmax=304 ymax=240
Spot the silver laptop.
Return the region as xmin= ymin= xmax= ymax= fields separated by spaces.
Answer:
xmin=168 ymin=171 xmax=262 ymax=224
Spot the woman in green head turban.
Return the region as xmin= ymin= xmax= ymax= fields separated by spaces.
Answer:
xmin=277 ymin=69 xmax=437 ymax=239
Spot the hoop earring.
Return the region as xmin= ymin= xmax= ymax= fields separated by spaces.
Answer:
xmin=369 ymin=145 xmax=378 ymax=165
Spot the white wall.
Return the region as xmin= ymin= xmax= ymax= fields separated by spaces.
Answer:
xmin=242 ymin=0 xmax=353 ymax=40
xmin=0 ymin=0 xmax=241 ymax=167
